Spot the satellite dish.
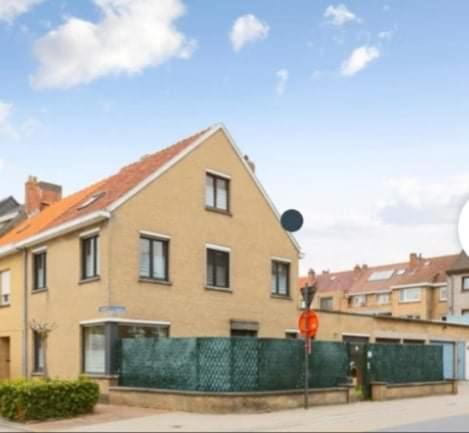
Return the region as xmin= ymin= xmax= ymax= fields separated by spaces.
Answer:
xmin=281 ymin=209 xmax=304 ymax=233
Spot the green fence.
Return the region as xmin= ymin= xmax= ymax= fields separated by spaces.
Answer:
xmin=368 ymin=343 xmax=444 ymax=384
xmin=117 ymin=338 xmax=446 ymax=393
xmin=118 ymin=338 xmax=349 ymax=392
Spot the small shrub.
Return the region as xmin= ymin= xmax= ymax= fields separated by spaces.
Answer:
xmin=0 ymin=377 xmax=99 ymax=422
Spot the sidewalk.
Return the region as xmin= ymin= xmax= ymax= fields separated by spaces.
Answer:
xmin=2 ymin=384 xmax=469 ymax=432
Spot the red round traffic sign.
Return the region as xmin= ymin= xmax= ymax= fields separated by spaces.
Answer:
xmin=298 ymin=311 xmax=319 ymax=338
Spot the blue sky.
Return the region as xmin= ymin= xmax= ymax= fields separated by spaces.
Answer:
xmin=1 ymin=0 xmax=469 ymax=272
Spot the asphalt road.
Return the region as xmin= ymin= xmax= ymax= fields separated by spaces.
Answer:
xmin=381 ymin=414 xmax=469 ymax=432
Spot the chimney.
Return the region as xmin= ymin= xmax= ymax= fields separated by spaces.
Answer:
xmin=409 ymin=253 xmax=420 ymax=269
xmin=353 ymin=265 xmax=362 ymax=278
xmin=307 ymin=268 xmax=316 ymax=286
xmin=244 ymin=155 xmax=256 ymax=173
xmin=25 ymin=176 xmax=62 ymax=216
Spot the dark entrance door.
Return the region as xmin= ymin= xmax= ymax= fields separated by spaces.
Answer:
xmin=0 ymin=337 xmax=10 ymax=380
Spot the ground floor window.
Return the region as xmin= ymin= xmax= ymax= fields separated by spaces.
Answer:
xmin=118 ymin=325 xmax=170 ymax=339
xmin=231 ymin=329 xmax=258 ymax=338
xmin=285 ymin=331 xmax=299 ymax=340
xmin=83 ymin=326 xmax=106 ymax=375
xmin=33 ymin=331 xmax=44 ymax=373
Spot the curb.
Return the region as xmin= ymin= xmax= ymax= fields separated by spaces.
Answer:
xmin=0 ymin=418 xmax=31 ymax=432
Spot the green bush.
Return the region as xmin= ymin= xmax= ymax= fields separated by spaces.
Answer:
xmin=0 ymin=378 xmax=99 ymax=422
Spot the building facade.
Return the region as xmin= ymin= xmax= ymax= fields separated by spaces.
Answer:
xmin=0 ymin=124 xmax=301 ymax=382
xmin=300 ymin=253 xmax=458 ymax=321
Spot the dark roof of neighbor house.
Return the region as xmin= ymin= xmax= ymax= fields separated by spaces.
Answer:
xmin=0 ymin=196 xmax=26 ymax=237
xmin=447 ymin=251 xmax=469 ymax=274
xmin=299 ymin=253 xmax=459 ymax=296
xmin=0 ymin=196 xmax=20 ymax=216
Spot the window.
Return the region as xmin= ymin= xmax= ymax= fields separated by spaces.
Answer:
xmin=81 ymin=235 xmax=99 ymax=280
xmin=118 ymin=325 xmax=170 ymax=339
xmin=440 ymin=286 xmax=448 ymax=301
xmin=83 ymin=326 xmax=105 ymax=374
xmin=33 ymin=331 xmax=44 ymax=373
xmin=139 ymin=237 xmax=169 ymax=281
xmin=368 ymin=270 xmax=394 ymax=281
xmin=271 ymin=261 xmax=290 ymax=296
xmin=463 ymin=277 xmax=469 ymax=291
xmin=231 ymin=329 xmax=257 ymax=338
xmin=405 ymin=315 xmax=421 ymax=320
xmin=399 ymin=287 xmax=421 ymax=303
xmin=285 ymin=331 xmax=299 ymax=340
xmin=377 ymin=293 xmax=390 ymax=305
xmin=206 ymin=173 xmax=230 ymax=212
xmin=207 ymin=249 xmax=230 ymax=289
xmin=33 ymin=252 xmax=47 ymax=291
xmin=350 ymin=295 xmax=366 ymax=307
xmin=0 ymin=271 xmax=10 ymax=306
xmin=319 ymin=297 xmax=333 ymax=310
xmin=462 ymin=310 xmax=469 ymax=317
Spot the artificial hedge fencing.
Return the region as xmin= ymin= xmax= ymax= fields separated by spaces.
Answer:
xmin=0 ymin=378 xmax=99 ymax=422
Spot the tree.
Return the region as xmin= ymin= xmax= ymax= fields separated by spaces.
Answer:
xmin=29 ymin=320 xmax=57 ymax=380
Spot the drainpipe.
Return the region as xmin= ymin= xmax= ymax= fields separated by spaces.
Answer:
xmin=21 ymin=248 xmax=29 ymax=378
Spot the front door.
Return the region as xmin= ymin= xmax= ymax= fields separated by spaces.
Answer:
xmin=0 ymin=337 xmax=10 ymax=380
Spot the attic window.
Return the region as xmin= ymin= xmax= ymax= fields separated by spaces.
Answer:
xmin=78 ymin=192 xmax=105 ymax=210
xmin=396 ymin=269 xmax=406 ymax=276
xmin=368 ymin=270 xmax=395 ymax=281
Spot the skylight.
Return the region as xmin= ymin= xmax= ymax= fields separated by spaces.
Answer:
xmin=368 ymin=270 xmax=395 ymax=281
xmin=396 ymin=269 xmax=406 ymax=276
xmin=78 ymin=192 xmax=105 ymax=210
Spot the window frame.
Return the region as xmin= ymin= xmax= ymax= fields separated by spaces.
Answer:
xmin=81 ymin=235 xmax=99 ymax=281
xmin=271 ymin=260 xmax=291 ymax=297
xmin=33 ymin=331 xmax=44 ymax=374
xmin=351 ymin=294 xmax=367 ymax=307
xmin=139 ymin=235 xmax=170 ymax=282
xmin=206 ymin=247 xmax=230 ymax=289
xmin=33 ymin=251 xmax=47 ymax=291
xmin=462 ymin=277 xmax=469 ymax=292
xmin=377 ymin=293 xmax=391 ymax=305
xmin=439 ymin=286 xmax=448 ymax=302
xmin=0 ymin=270 xmax=11 ymax=307
xmin=319 ymin=297 xmax=333 ymax=310
xmin=82 ymin=325 xmax=106 ymax=375
xmin=205 ymin=172 xmax=231 ymax=213
xmin=399 ymin=287 xmax=421 ymax=303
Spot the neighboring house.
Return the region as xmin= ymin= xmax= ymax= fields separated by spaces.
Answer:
xmin=0 ymin=197 xmax=25 ymax=236
xmin=0 ymin=124 xmax=301 ymax=384
xmin=447 ymin=251 xmax=469 ymax=321
xmin=300 ymin=253 xmax=458 ymax=321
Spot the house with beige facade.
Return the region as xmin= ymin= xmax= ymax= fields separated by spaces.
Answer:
xmin=300 ymin=253 xmax=458 ymax=322
xmin=0 ymin=124 xmax=301 ymax=384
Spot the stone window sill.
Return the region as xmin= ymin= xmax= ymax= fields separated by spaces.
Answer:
xmin=139 ymin=278 xmax=173 ymax=287
xmin=205 ymin=286 xmax=233 ymax=293
xmin=271 ymin=294 xmax=292 ymax=301
xmin=79 ymin=276 xmax=101 ymax=285
xmin=205 ymin=207 xmax=233 ymax=217
xmin=32 ymin=288 xmax=48 ymax=295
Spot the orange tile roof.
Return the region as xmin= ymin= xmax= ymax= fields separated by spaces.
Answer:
xmin=0 ymin=128 xmax=210 ymax=248
xmin=299 ymin=253 xmax=459 ymax=295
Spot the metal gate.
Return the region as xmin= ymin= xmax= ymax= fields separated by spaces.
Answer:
xmin=430 ymin=341 xmax=455 ymax=379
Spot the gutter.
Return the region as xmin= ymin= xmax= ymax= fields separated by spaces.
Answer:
xmin=15 ymin=211 xmax=111 ymax=249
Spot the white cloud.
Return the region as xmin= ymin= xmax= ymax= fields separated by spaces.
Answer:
xmin=0 ymin=0 xmax=42 ymax=23
xmin=378 ymin=176 xmax=469 ymax=226
xmin=275 ymin=69 xmax=288 ymax=96
xmin=341 ymin=45 xmax=380 ymax=76
xmin=324 ymin=4 xmax=361 ymax=26
xmin=0 ymin=101 xmax=16 ymax=138
xmin=378 ymin=31 xmax=393 ymax=40
xmin=31 ymin=0 xmax=196 ymax=89
xmin=0 ymin=159 xmax=5 ymax=172
xmin=229 ymin=14 xmax=269 ymax=52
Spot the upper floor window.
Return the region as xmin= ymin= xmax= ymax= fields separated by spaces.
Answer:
xmin=271 ymin=261 xmax=290 ymax=297
xmin=350 ymin=295 xmax=366 ymax=307
xmin=33 ymin=251 xmax=47 ymax=291
xmin=463 ymin=277 xmax=469 ymax=291
xmin=206 ymin=173 xmax=230 ymax=212
xmin=462 ymin=309 xmax=469 ymax=317
xmin=81 ymin=235 xmax=99 ymax=280
xmin=207 ymin=248 xmax=230 ymax=289
xmin=0 ymin=270 xmax=11 ymax=306
xmin=140 ymin=236 xmax=169 ymax=282
xmin=319 ymin=297 xmax=333 ymax=310
xmin=377 ymin=293 xmax=390 ymax=305
xmin=400 ymin=287 xmax=421 ymax=303
xmin=440 ymin=286 xmax=448 ymax=301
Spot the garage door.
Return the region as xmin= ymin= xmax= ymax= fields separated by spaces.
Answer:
xmin=430 ymin=341 xmax=454 ymax=380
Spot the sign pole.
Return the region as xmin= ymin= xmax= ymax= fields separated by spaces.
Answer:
xmin=304 ymin=336 xmax=309 ymax=410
